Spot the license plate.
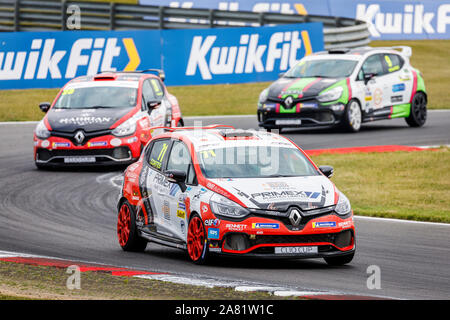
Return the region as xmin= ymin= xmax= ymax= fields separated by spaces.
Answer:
xmin=64 ymin=156 xmax=96 ymax=163
xmin=274 ymin=246 xmax=318 ymax=255
xmin=275 ymin=119 xmax=301 ymax=125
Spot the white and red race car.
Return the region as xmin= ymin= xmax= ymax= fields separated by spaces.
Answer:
xmin=117 ymin=126 xmax=355 ymax=265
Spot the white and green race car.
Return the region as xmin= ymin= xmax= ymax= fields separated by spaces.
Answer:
xmin=257 ymin=46 xmax=427 ymax=132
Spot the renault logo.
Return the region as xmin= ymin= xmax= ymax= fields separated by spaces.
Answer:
xmin=289 ymin=209 xmax=302 ymax=227
xmin=284 ymin=96 xmax=294 ymax=109
xmin=74 ymin=130 xmax=85 ymax=144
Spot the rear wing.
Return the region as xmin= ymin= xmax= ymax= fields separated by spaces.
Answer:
xmin=391 ymin=46 xmax=412 ymax=58
xmin=149 ymin=124 xmax=236 ymax=132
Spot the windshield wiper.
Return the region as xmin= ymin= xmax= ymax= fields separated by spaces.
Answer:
xmin=87 ymin=105 xmax=114 ymax=109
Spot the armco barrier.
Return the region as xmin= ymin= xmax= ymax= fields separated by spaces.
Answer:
xmin=0 ymin=0 xmax=370 ymax=49
xmin=0 ymin=23 xmax=324 ymax=89
xmin=139 ymin=0 xmax=450 ymax=40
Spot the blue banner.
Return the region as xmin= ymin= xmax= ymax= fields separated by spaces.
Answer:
xmin=0 ymin=23 xmax=323 ymax=89
xmin=139 ymin=0 xmax=450 ymax=40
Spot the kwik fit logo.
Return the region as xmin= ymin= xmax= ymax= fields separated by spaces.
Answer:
xmin=186 ymin=30 xmax=313 ymax=80
xmin=0 ymin=37 xmax=140 ymax=80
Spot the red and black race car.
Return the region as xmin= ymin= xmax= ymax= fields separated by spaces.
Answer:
xmin=33 ymin=70 xmax=183 ymax=168
xmin=117 ymin=126 xmax=355 ymax=265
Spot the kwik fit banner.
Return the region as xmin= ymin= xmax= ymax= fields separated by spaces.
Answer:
xmin=0 ymin=23 xmax=323 ymax=89
xmin=140 ymin=0 xmax=450 ymax=40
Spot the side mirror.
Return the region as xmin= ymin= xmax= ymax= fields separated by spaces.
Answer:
xmin=363 ymin=73 xmax=375 ymax=85
xmin=165 ymin=169 xmax=187 ymax=192
xmin=39 ymin=102 xmax=51 ymax=113
xmin=147 ymin=100 xmax=161 ymax=110
xmin=319 ymin=165 xmax=334 ymax=178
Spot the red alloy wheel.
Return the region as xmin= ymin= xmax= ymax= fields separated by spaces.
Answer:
xmin=117 ymin=204 xmax=131 ymax=247
xmin=187 ymin=216 xmax=205 ymax=262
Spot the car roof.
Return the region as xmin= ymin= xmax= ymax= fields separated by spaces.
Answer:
xmin=68 ymin=70 xmax=164 ymax=85
xmin=164 ymin=128 xmax=297 ymax=151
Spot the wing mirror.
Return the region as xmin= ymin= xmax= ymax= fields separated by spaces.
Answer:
xmin=39 ymin=102 xmax=51 ymax=113
xmin=147 ymin=100 xmax=161 ymax=110
xmin=319 ymin=165 xmax=334 ymax=178
xmin=363 ymin=73 xmax=375 ymax=85
xmin=165 ymin=169 xmax=187 ymax=192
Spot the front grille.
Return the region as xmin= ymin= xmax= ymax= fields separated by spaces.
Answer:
xmin=36 ymin=147 xmax=131 ymax=161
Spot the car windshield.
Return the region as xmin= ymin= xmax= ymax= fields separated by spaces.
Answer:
xmin=198 ymin=146 xmax=319 ymax=179
xmin=53 ymin=85 xmax=138 ymax=109
xmin=284 ymin=59 xmax=358 ymax=78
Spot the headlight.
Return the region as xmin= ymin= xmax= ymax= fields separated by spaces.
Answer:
xmin=210 ymin=193 xmax=249 ymax=218
xmin=335 ymin=191 xmax=351 ymax=216
xmin=317 ymin=86 xmax=343 ymax=102
xmin=35 ymin=120 xmax=50 ymax=139
xmin=112 ymin=118 xmax=137 ymax=137
xmin=258 ymin=88 xmax=269 ymax=103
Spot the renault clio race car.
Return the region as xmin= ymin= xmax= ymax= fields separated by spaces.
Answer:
xmin=257 ymin=46 xmax=427 ymax=132
xmin=33 ymin=70 xmax=183 ymax=168
xmin=117 ymin=126 xmax=355 ymax=265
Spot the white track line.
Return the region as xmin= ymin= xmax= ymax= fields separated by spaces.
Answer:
xmin=354 ymin=215 xmax=450 ymax=226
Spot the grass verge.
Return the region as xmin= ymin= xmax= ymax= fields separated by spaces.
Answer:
xmin=1 ymin=40 xmax=447 ymax=121
xmin=310 ymin=147 xmax=450 ymax=223
xmin=0 ymin=260 xmax=286 ymax=300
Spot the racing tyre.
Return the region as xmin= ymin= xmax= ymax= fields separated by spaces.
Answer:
xmin=117 ymin=200 xmax=147 ymax=252
xmin=342 ymin=99 xmax=362 ymax=132
xmin=405 ymin=92 xmax=427 ymax=127
xmin=187 ymin=214 xmax=209 ymax=265
xmin=324 ymin=252 xmax=354 ymax=266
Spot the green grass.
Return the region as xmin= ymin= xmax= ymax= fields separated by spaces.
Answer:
xmin=310 ymin=147 xmax=450 ymax=223
xmin=0 ymin=40 xmax=448 ymax=121
xmin=0 ymin=261 xmax=287 ymax=300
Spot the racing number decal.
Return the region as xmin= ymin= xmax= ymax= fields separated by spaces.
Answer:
xmin=149 ymin=142 xmax=168 ymax=169
xmin=200 ymin=150 xmax=216 ymax=159
xmin=384 ymin=55 xmax=399 ymax=73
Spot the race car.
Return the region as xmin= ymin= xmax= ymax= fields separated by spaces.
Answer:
xmin=117 ymin=126 xmax=355 ymax=265
xmin=257 ymin=46 xmax=427 ymax=132
xmin=33 ymin=69 xmax=183 ymax=168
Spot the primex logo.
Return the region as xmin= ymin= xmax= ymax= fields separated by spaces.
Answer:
xmin=186 ymin=30 xmax=313 ymax=80
xmin=0 ymin=37 xmax=140 ymax=81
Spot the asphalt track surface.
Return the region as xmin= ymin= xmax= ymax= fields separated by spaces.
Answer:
xmin=0 ymin=111 xmax=449 ymax=299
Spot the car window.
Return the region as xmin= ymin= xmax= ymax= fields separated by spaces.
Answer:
xmin=142 ymin=79 xmax=164 ymax=103
xmin=360 ymin=54 xmax=385 ymax=78
xmin=383 ymin=54 xmax=404 ymax=73
xmin=148 ymin=139 xmax=170 ymax=171
xmin=166 ymin=141 xmax=196 ymax=185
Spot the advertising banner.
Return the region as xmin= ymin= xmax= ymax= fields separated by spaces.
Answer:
xmin=0 ymin=22 xmax=323 ymax=89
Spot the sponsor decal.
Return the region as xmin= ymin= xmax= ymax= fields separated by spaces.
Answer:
xmin=180 ymin=220 xmax=185 ymax=234
xmin=300 ymin=102 xmax=318 ymax=108
xmin=162 ymin=200 xmax=170 ymax=220
xmin=225 ymin=223 xmax=247 ymax=231
xmin=127 ymin=136 xmax=138 ymax=144
xmin=207 ymin=228 xmax=220 ymax=239
xmin=176 ymin=209 xmax=185 ymax=219
xmin=52 ymin=142 xmax=70 ymax=148
xmin=110 ymin=138 xmax=122 ymax=147
xmin=338 ymin=221 xmax=353 ymax=228
xmin=59 ymin=117 xmax=111 ymax=126
xmin=250 ymin=190 xmax=321 ymax=201
xmin=169 ymin=183 xmax=180 ymax=197
xmin=392 ymin=83 xmax=405 ymax=92
xmin=204 ymin=219 xmax=220 ymax=227
xmin=391 ymin=95 xmax=403 ymax=103
xmin=87 ymin=141 xmax=107 ymax=147
xmin=312 ymin=221 xmax=337 ymax=228
xmin=252 ymin=223 xmax=279 ymax=229
xmin=201 ymin=204 xmax=209 ymax=213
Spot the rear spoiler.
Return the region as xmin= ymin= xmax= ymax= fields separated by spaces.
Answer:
xmin=391 ymin=46 xmax=412 ymax=58
xmin=149 ymin=124 xmax=236 ymax=132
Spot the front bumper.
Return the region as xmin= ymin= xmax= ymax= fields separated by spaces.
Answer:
xmin=34 ymin=134 xmax=141 ymax=166
xmin=206 ymin=214 xmax=356 ymax=258
xmin=257 ymin=100 xmax=346 ymax=129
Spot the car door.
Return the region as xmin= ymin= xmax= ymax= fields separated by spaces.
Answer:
xmin=380 ymin=53 xmax=411 ymax=106
xmin=164 ymin=140 xmax=198 ymax=240
xmin=142 ymin=138 xmax=176 ymax=237
xmin=356 ymin=54 xmax=386 ymax=114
